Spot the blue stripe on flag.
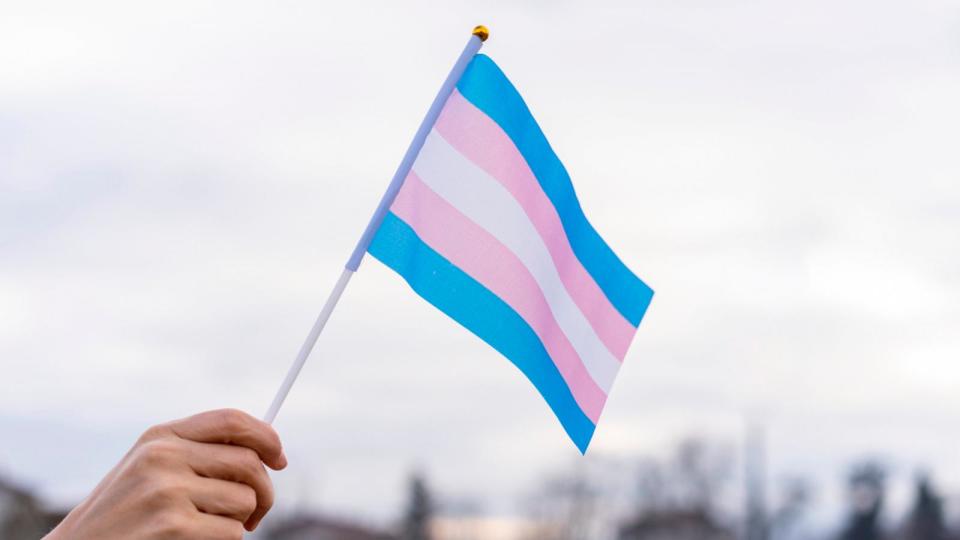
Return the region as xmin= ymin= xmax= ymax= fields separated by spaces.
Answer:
xmin=369 ymin=211 xmax=597 ymax=453
xmin=456 ymin=54 xmax=654 ymax=327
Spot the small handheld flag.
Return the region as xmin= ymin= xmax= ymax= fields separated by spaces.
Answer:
xmin=265 ymin=26 xmax=653 ymax=453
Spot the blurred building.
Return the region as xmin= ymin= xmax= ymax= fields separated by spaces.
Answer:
xmin=617 ymin=508 xmax=735 ymax=540
xmin=430 ymin=514 xmax=555 ymax=540
xmin=262 ymin=513 xmax=397 ymax=540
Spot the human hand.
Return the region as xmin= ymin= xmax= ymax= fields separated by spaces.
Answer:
xmin=44 ymin=409 xmax=287 ymax=539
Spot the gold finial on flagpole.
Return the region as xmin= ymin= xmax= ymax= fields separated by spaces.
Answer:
xmin=472 ymin=25 xmax=490 ymax=42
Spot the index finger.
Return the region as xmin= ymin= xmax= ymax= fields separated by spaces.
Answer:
xmin=164 ymin=409 xmax=287 ymax=470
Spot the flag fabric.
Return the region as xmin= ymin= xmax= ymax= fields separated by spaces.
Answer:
xmin=368 ymin=54 xmax=653 ymax=452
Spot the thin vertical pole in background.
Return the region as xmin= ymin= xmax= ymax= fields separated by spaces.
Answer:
xmin=263 ymin=26 xmax=489 ymax=424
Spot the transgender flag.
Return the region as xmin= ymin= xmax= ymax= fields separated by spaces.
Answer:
xmin=368 ymin=54 xmax=653 ymax=452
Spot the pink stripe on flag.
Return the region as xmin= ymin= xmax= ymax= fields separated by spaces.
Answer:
xmin=435 ymin=90 xmax=636 ymax=361
xmin=392 ymin=172 xmax=608 ymax=422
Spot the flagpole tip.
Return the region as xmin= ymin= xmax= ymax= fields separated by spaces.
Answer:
xmin=472 ymin=25 xmax=490 ymax=42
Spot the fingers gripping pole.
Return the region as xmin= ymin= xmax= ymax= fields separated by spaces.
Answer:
xmin=263 ymin=268 xmax=354 ymax=424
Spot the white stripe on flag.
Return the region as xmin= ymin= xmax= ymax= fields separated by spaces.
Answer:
xmin=412 ymin=129 xmax=621 ymax=393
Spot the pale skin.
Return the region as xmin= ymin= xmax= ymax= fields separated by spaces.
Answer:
xmin=43 ymin=409 xmax=287 ymax=540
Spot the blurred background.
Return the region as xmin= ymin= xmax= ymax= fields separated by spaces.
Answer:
xmin=2 ymin=1 xmax=959 ymax=539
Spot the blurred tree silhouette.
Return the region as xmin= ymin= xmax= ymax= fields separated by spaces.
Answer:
xmin=523 ymin=457 xmax=615 ymax=540
xmin=401 ymin=472 xmax=433 ymax=540
xmin=769 ymin=477 xmax=812 ymax=540
xmin=901 ymin=475 xmax=947 ymax=540
xmin=839 ymin=462 xmax=887 ymax=540
xmin=634 ymin=437 xmax=734 ymax=517
xmin=620 ymin=437 xmax=736 ymax=540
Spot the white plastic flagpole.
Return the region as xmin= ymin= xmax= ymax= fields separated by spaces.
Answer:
xmin=263 ymin=26 xmax=489 ymax=424
xmin=263 ymin=268 xmax=353 ymax=424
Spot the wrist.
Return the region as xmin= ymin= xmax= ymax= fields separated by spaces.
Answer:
xmin=42 ymin=500 xmax=86 ymax=540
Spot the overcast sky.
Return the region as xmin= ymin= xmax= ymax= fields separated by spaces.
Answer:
xmin=2 ymin=0 xmax=959 ymax=532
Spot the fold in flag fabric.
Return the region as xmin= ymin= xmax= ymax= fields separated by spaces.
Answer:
xmin=368 ymin=54 xmax=653 ymax=453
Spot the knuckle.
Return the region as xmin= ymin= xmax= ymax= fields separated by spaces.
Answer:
xmin=137 ymin=424 xmax=170 ymax=444
xmin=133 ymin=439 xmax=181 ymax=470
xmin=216 ymin=408 xmax=250 ymax=433
xmin=255 ymin=481 xmax=274 ymax=512
xmin=236 ymin=449 xmax=273 ymax=506
xmin=260 ymin=480 xmax=275 ymax=510
xmin=145 ymin=477 xmax=187 ymax=508
xmin=260 ymin=473 xmax=276 ymax=506
xmin=265 ymin=428 xmax=282 ymax=454
xmin=239 ymin=447 xmax=262 ymax=474
xmin=152 ymin=509 xmax=189 ymax=537
xmin=216 ymin=409 xmax=280 ymax=455
xmin=239 ymin=485 xmax=258 ymax=514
